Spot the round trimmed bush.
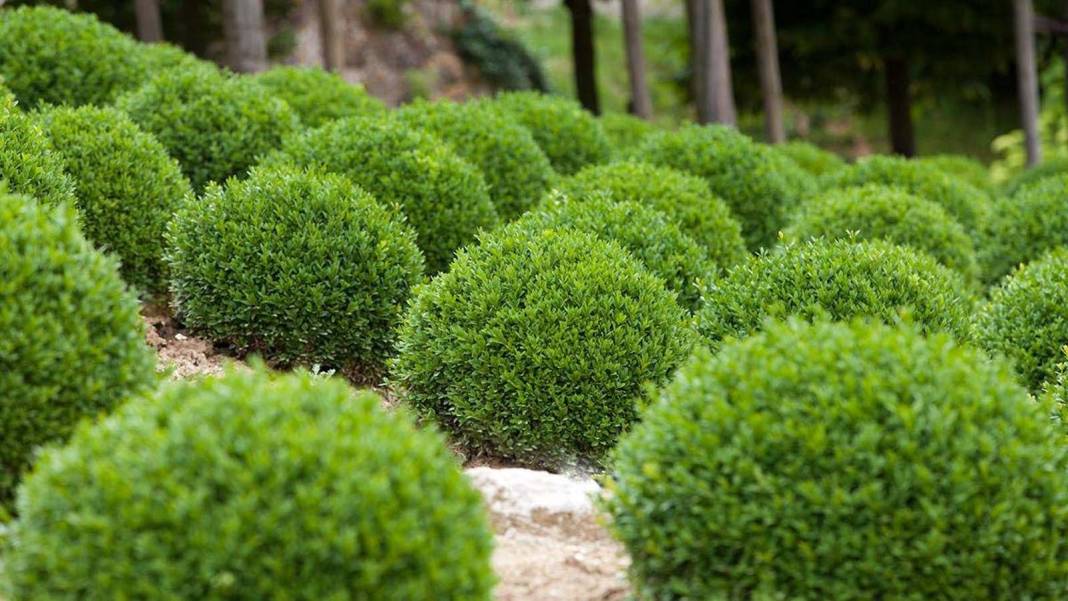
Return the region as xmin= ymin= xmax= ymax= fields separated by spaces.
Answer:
xmin=979 ymin=174 xmax=1068 ymax=285
xmin=918 ymin=154 xmax=992 ymax=193
xmin=605 ymin=318 xmax=1068 ymax=600
xmin=516 ymin=193 xmax=711 ymax=312
xmin=396 ymin=99 xmax=554 ymax=221
xmin=598 ymin=111 xmax=657 ymax=151
xmin=268 ymin=116 xmax=497 ymax=273
xmin=167 ymin=165 xmax=424 ymax=375
xmin=1044 ymin=360 xmax=1068 ymax=433
xmin=0 ymin=192 xmax=155 ymax=511
xmin=5 ymin=368 xmax=495 ymax=600
xmin=1003 ymin=158 xmax=1068 ymax=197
xmin=697 ymin=239 xmax=975 ymax=347
xmin=0 ymin=94 xmax=76 ymax=208
xmin=553 ymin=161 xmax=747 ymax=270
xmin=38 ymin=105 xmax=192 ymax=294
xmin=784 ymin=184 xmax=979 ymax=281
xmin=776 ymin=140 xmax=846 ymax=176
xmin=820 ymin=155 xmax=991 ymax=235
xmin=976 ymin=248 xmax=1068 ymax=391
xmin=633 ymin=124 xmax=802 ymax=249
xmin=0 ymin=6 xmax=146 ymax=108
xmin=392 ymin=225 xmax=695 ymax=464
xmin=488 ymin=91 xmax=611 ymax=175
xmin=117 ymin=67 xmax=299 ymax=192
xmin=252 ymin=66 xmax=386 ymax=129
xmin=139 ymin=42 xmax=219 ymax=76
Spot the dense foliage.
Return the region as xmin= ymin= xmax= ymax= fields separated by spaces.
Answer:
xmin=917 ymin=154 xmax=993 ymax=193
xmin=488 ymin=91 xmax=611 ymax=175
xmin=452 ymin=0 xmax=548 ymax=92
xmin=0 ymin=94 xmax=77 ymax=208
xmin=268 ymin=116 xmax=497 ymax=272
xmin=5 ymin=368 xmax=495 ymax=600
xmin=776 ymin=140 xmax=846 ymax=176
xmin=1002 ymin=158 xmax=1068 ymax=197
xmin=978 ymin=174 xmax=1068 ymax=285
xmin=606 ymin=318 xmax=1068 ymax=600
xmin=252 ymin=66 xmax=386 ymax=129
xmin=697 ymin=239 xmax=975 ymax=347
xmin=392 ymin=225 xmax=694 ymax=465
xmin=0 ymin=192 xmax=154 ymax=512
xmin=598 ymin=112 xmax=657 ymax=151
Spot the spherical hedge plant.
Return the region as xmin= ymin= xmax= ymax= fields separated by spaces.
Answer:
xmin=978 ymin=174 xmax=1068 ymax=285
xmin=917 ymin=154 xmax=993 ymax=193
xmin=5 ymin=368 xmax=495 ymax=600
xmin=516 ymin=192 xmax=711 ymax=312
xmin=38 ymin=105 xmax=193 ymax=295
xmin=605 ymin=318 xmax=1068 ymax=600
xmin=392 ymin=225 xmax=695 ymax=465
xmin=0 ymin=94 xmax=77 ymax=208
xmin=488 ymin=91 xmax=611 ymax=175
xmin=776 ymin=140 xmax=846 ymax=176
xmin=167 ymin=165 xmax=424 ymax=377
xmin=598 ymin=111 xmax=657 ymax=152
xmin=784 ymin=184 xmax=979 ymax=281
xmin=633 ymin=123 xmax=801 ymax=250
xmin=0 ymin=6 xmax=146 ymax=108
xmin=553 ymin=161 xmax=747 ymax=270
xmin=1044 ymin=358 xmax=1068 ymax=434
xmin=697 ymin=239 xmax=976 ymax=348
xmin=976 ymin=248 xmax=1068 ymax=392
xmin=1003 ymin=157 xmax=1068 ymax=197
xmin=117 ymin=67 xmax=299 ymax=192
xmin=267 ymin=116 xmax=498 ymax=273
xmin=252 ymin=66 xmax=387 ymax=129
xmin=0 ymin=191 xmax=155 ymax=512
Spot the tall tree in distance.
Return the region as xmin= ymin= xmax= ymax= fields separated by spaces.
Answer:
xmin=222 ymin=0 xmax=268 ymax=73
xmin=751 ymin=0 xmax=784 ymax=142
xmin=1015 ymin=0 xmax=1042 ymax=165
xmin=621 ymin=0 xmax=652 ymax=118
xmin=134 ymin=0 xmax=163 ymax=42
xmin=689 ymin=0 xmax=735 ymax=125
xmin=883 ymin=53 xmax=914 ymax=156
xmin=564 ymin=0 xmax=600 ymax=114
xmin=318 ymin=0 xmax=344 ymax=72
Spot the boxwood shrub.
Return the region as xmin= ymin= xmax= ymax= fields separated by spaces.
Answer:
xmin=978 ymin=174 xmax=1068 ymax=285
xmin=252 ymin=66 xmax=386 ymax=128
xmin=38 ymin=105 xmax=192 ymax=294
xmin=633 ymin=124 xmax=801 ymax=249
xmin=392 ymin=225 xmax=695 ymax=465
xmin=776 ymin=140 xmax=846 ymax=176
xmin=605 ymin=318 xmax=1068 ymax=600
xmin=488 ymin=91 xmax=611 ymax=175
xmin=697 ymin=239 xmax=975 ymax=348
xmin=1003 ymin=158 xmax=1068 ymax=197
xmin=976 ymin=248 xmax=1068 ymax=391
xmin=117 ymin=67 xmax=299 ymax=192
xmin=167 ymin=165 xmax=424 ymax=376
xmin=0 ymin=94 xmax=77 ymax=208
xmin=784 ymin=184 xmax=979 ymax=281
xmin=267 ymin=116 xmax=498 ymax=272
xmin=917 ymin=154 xmax=992 ymax=193
xmin=5 ymin=368 xmax=495 ymax=600
xmin=0 ymin=192 xmax=155 ymax=512
xmin=553 ymin=161 xmax=747 ymax=270
xmin=598 ymin=112 xmax=657 ymax=152
xmin=516 ymin=192 xmax=711 ymax=312
xmin=396 ymin=99 xmax=554 ymax=221
xmin=1044 ymin=359 xmax=1068 ymax=432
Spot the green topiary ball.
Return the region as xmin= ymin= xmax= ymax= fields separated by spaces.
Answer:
xmin=976 ymin=248 xmax=1068 ymax=392
xmin=0 ymin=192 xmax=155 ymax=512
xmin=1002 ymin=158 xmax=1068 ymax=197
xmin=0 ymin=6 xmax=146 ymax=108
xmin=167 ymin=165 xmax=424 ymax=376
xmin=598 ymin=112 xmax=657 ymax=153
xmin=0 ymin=94 xmax=77 ymax=208
xmin=268 ymin=116 xmax=498 ymax=273
xmin=820 ymin=155 xmax=991 ymax=235
xmin=1044 ymin=358 xmax=1068 ymax=433
xmin=396 ymin=99 xmax=554 ymax=221
xmin=5 ymin=368 xmax=495 ymax=600
xmin=252 ymin=66 xmax=386 ymax=129
xmin=605 ymin=318 xmax=1068 ymax=600
xmin=117 ymin=67 xmax=299 ymax=192
xmin=487 ymin=91 xmax=611 ymax=175
xmin=515 ymin=192 xmax=711 ymax=312
xmin=776 ymin=140 xmax=846 ymax=176
xmin=138 ymin=41 xmax=220 ymax=76
xmin=633 ymin=124 xmax=801 ymax=250
xmin=917 ymin=154 xmax=992 ymax=193
xmin=978 ymin=174 xmax=1068 ymax=285
xmin=697 ymin=239 xmax=975 ymax=348
xmin=553 ymin=161 xmax=747 ymax=270
xmin=392 ymin=225 xmax=695 ymax=465
xmin=38 ymin=105 xmax=192 ymax=295
xmin=784 ymin=184 xmax=979 ymax=281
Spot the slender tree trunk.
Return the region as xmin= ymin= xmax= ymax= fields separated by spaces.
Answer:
xmin=222 ymin=0 xmax=268 ymax=74
xmin=884 ymin=55 xmax=915 ymax=157
xmin=689 ymin=0 xmax=713 ymax=123
xmin=1015 ymin=0 xmax=1042 ymax=166
xmin=621 ymin=0 xmax=653 ymax=119
xmin=134 ymin=0 xmax=163 ymax=42
xmin=708 ymin=0 xmax=736 ymax=125
xmin=318 ymin=0 xmax=344 ymax=72
xmin=751 ymin=0 xmax=784 ymax=142
xmin=564 ymin=0 xmax=600 ymax=115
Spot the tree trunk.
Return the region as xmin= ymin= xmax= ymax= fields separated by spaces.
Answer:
xmin=134 ymin=0 xmax=163 ymax=42
xmin=1015 ymin=0 xmax=1041 ymax=166
xmin=564 ymin=0 xmax=600 ymax=114
xmin=621 ymin=0 xmax=653 ymax=119
xmin=708 ymin=0 xmax=736 ymax=125
xmin=751 ymin=0 xmax=784 ymax=142
xmin=318 ymin=0 xmax=344 ymax=72
xmin=884 ymin=55 xmax=915 ymax=157
xmin=689 ymin=0 xmax=713 ymax=123
xmin=222 ymin=0 xmax=268 ymax=74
